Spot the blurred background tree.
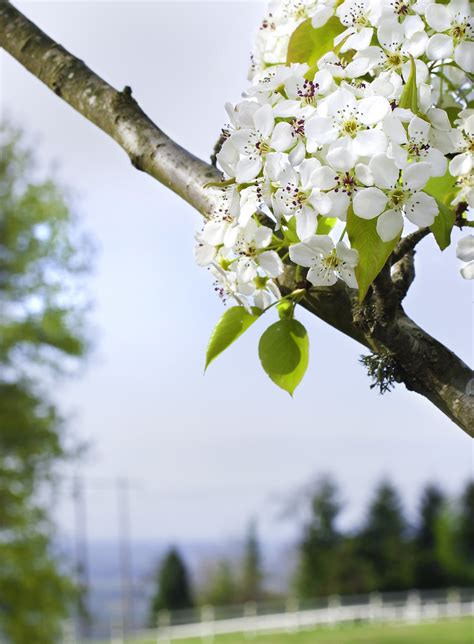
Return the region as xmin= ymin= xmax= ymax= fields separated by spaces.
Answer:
xmin=240 ymin=520 xmax=263 ymax=603
xmin=413 ymin=484 xmax=448 ymax=590
xmin=149 ymin=547 xmax=194 ymax=623
xmin=200 ymin=559 xmax=238 ymax=607
xmin=355 ymin=480 xmax=413 ymax=592
xmin=295 ymin=476 xmax=342 ymax=598
xmin=0 ymin=125 xmax=91 ymax=643
xmin=144 ymin=478 xmax=474 ymax=628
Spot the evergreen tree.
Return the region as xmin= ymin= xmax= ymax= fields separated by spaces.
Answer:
xmin=414 ymin=484 xmax=448 ymax=589
xmin=436 ymin=481 xmax=474 ymax=586
xmin=296 ymin=476 xmax=342 ymax=598
xmin=357 ymin=480 xmax=412 ymax=591
xmin=149 ymin=548 xmax=194 ymax=621
xmin=335 ymin=538 xmax=376 ymax=595
xmin=0 ymin=126 xmax=90 ymax=643
xmin=240 ymin=520 xmax=263 ymax=602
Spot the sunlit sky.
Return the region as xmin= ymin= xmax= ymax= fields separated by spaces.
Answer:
xmin=2 ymin=1 xmax=472 ymax=544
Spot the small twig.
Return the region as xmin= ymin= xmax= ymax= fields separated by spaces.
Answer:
xmin=391 ymin=228 xmax=430 ymax=264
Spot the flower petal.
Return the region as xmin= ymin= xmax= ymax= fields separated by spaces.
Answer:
xmin=426 ymin=34 xmax=453 ymax=61
xmin=202 ymin=220 xmax=227 ymax=245
xmin=456 ymin=235 xmax=474 ymax=263
xmin=296 ymin=207 xmax=317 ymax=240
xmin=404 ymin=192 xmax=438 ymax=227
xmin=425 ymin=3 xmax=451 ymax=32
xmin=307 ymin=260 xmax=337 ymax=287
xmin=254 ymin=225 xmax=272 ymax=249
xmin=271 ymin=122 xmax=295 ymax=152
xmin=449 ymin=152 xmax=472 ymax=177
xmin=254 ymin=104 xmax=274 ymax=139
xmin=289 ymin=239 xmax=321 ymax=267
xmin=383 ymin=114 xmax=408 ymax=145
xmin=258 ymin=250 xmax=283 ymax=277
xmin=338 ymin=265 xmax=358 ymax=289
xmin=336 ymin=241 xmax=358 ymax=267
xmin=236 ymin=156 xmax=262 ymax=183
xmin=328 ymin=190 xmax=350 ymax=220
xmin=460 ymin=261 xmax=474 ymax=280
xmin=403 ymin=162 xmax=431 ymax=190
xmin=305 ymin=116 xmax=338 ymax=144
xmin=194 ymin=243 xmax=216 ymax=266
xmin=376 ymin=209 xmax=404 ymax=241
xmin=353 ymin=129 xmax=388 ymax=157
xmin=326 ymin=137 xmax=357 ymax=171
xmin=353 ymin=187 xmax=388 ymax=219
xmin=369 ymin=154 xmax=399 ymax=190
xmin=357 ymin=96 xmax=391 ymax=126
xmin=454 ymin=41 xmax=474 ymax=74
xmin=311 ymin=166 xmax=338 ymax=190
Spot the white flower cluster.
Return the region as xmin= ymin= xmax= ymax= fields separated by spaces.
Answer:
xmin=196 ymin=0 xmax=474 ymax=310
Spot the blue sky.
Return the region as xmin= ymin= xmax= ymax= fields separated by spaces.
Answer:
xmin=2 ymin=1 xmax=472 ymax=543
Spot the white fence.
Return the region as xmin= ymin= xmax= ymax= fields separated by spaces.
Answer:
xmin=104 ymin=588 xmax=474 ymax=643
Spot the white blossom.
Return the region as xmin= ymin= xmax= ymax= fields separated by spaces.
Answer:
xmin=197 ymin=0 xmax=474 ymax=303
xmin=456 ymin=234 xmax=474 ymax=279
xmin=289 ymin=235 xmax=359 ymax=287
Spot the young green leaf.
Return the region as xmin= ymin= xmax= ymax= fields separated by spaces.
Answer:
xmin=430 ymin=200 xmax=456 ymax=250
xmin=424 ymin=168 xmax=457 ymax=204
xmin=277 ymin=299 xmax=294 ymax=320
xmin=347 ymin=209 xmax=400 ymax=302
xmin=398 ymin=55 xmax=418 ymax=113
xmin=316 ymin=215 xmax=338 ymax=235
xmin=205 ymin=306 xmax=260 ymax=370
xmin=287 ymin=17 xmax=344 ymax=67
xmin=424 ymin=169 xmax=457 ymax=250
xmin=258 ymin=319 xmax=309 ymax=396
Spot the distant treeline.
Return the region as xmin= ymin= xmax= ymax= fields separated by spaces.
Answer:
xmin=149 ymin=478 xmax=474 ymax=621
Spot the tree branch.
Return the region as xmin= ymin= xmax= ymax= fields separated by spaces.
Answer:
xmin=279 ymin=267 xmax=474 ymax=437
xmin=1 ymin=2 xmax=472 ymax=436
xmin=391 ymin=251 xmax=416 ymax=301
xmin=0 ymin=1 xmax=221 ymax=217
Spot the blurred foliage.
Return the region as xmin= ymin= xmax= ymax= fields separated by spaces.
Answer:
xmin=201 ymin=560 xmax=239 ymax=607
xmin=296 ymin=476 xmax=343 ymax=598
xmin=240 ymin=520 xmax=263 ymax=603
xmin=294 ymin=477 xmax=474 ymax=600
xmin=149 ymin=479 xmax=474 ymax=620
xmin=356 ymin=480 xmax=413 ymax=591
xmin=0 ymin=125 xmax=90 ymax=642
xmin=414 ymin=484 xmax=449 ymax=589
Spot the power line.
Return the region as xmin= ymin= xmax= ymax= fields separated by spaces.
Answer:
xmin=117 ymin=477 xmax=135 ymax=637
xmin=72 ymin=475 xmax=91 ymax=639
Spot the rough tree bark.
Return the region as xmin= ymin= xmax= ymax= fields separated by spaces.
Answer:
xmin=1 ymin=1 xmax=472 ymax=436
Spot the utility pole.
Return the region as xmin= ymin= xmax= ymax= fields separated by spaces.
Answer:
xmin=117 ymin=477 xmax=135 ymax=638
xmin=72 ymin=475 xmax=90 ymax=639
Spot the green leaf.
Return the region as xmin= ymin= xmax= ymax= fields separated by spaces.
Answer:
xmin=205 ymin=306 xmax=260 ymax=370
xmin=424 ymin=168 xmax=457 ymax=205
xmin=445 ymin=106 xmax=461 ymax=127
xmin=316 ymin=216 xmax=337 ymax=235
xmin=424 ymin=169 xmax=457 ymax=250
xmin=347 ymin=208 xmax=400 ymax=302
xmin=287 ymin=16 xmax=344 ymax=67
xmin=430 ymin=200 xmax=456 ymax=250
xmin=258 ymin=319 xmax=309 ymax=395
xmin=277 ymin=299 xmax=294 ymax=320
xmin=398 ymin=55 xmax=418 ymax=113
xmin=283 ymin=215 xmax=300 ymax=244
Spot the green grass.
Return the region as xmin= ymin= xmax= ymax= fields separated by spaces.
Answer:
xmin=133 ymin=618 xmax=474 ymax=643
